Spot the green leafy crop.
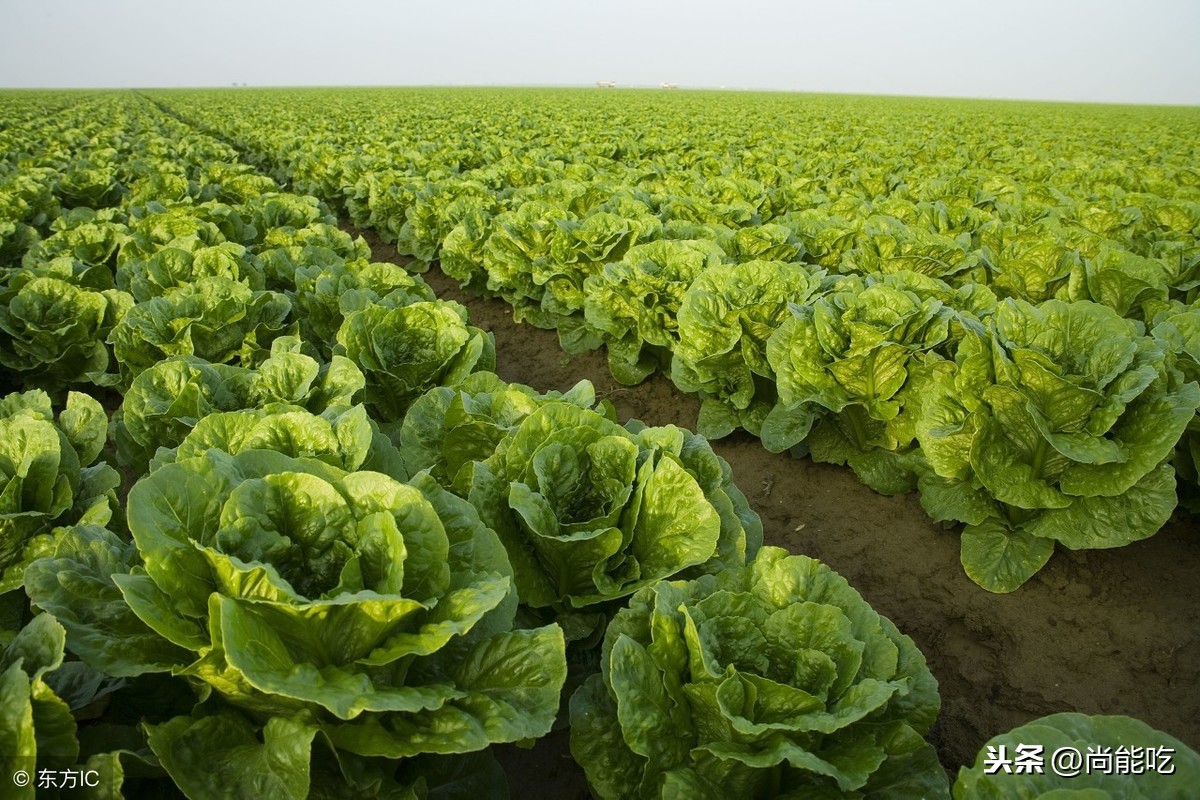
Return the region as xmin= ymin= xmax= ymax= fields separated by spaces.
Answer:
xmin=583 ymin=239 xmax=725 ymax=385
xmin=0 ymin=390 xmax=118 ymax=595
xmin=672 ymin=260 xmax=826 ymax=439
xmin=25 ymin=449 xmax=567 ymax=796
xmin=334 ymin=301 xmax=495 ymax=430
xmin=113 ymin=335 xmax=366 ymax=472
xmin=403 ymin=376 xmax=760 ymax=642
xmin=107 ymin=276 xmax=294 ymax=386
xmin=0 ymin=273 xmax=132 ymax=391
xmin=570 ymin=547 xmax=947 ymax=799
xmin=902 ymin=298 xmax=1200 ymax=591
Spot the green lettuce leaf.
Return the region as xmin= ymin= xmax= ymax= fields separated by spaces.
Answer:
xmin=571 ymin=546 xmax=947 ymax=799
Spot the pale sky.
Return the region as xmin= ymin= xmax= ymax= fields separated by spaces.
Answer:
xmin=1 ymin=0 xmax=1197 ymax=105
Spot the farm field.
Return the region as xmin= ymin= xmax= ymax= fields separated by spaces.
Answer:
xmin=407 ymin=230 xmax=1200 ymax=797
xmin=1 ymin=87 xmax=1198 ymax=798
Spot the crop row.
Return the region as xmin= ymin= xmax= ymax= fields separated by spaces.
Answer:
xmin=0 ymin=91 xmax=940 ymax=799
xmin=151 ymin=89 xmax=1200 ymax=594
xmin=3 ymin=89 xmax=1197 ymax=798
xmin=0 ymin=92 xmax=560 ymax=794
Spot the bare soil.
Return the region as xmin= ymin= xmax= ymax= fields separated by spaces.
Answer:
xmin=361 ymin=230 xmax=1200 ymax=795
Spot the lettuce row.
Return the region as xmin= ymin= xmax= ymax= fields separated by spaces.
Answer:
xmin=159 ymin=89 xmax=1200 ymax=597
xmin=0 ymin=95 xmax=525 ymax=796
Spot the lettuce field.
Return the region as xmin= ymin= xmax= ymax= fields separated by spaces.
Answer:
xmin=1 ymin=88 xmax=1199 ymax=798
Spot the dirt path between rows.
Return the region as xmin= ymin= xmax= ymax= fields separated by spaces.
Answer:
xmin=360 ymin=229 xmax=1200 ymax=792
